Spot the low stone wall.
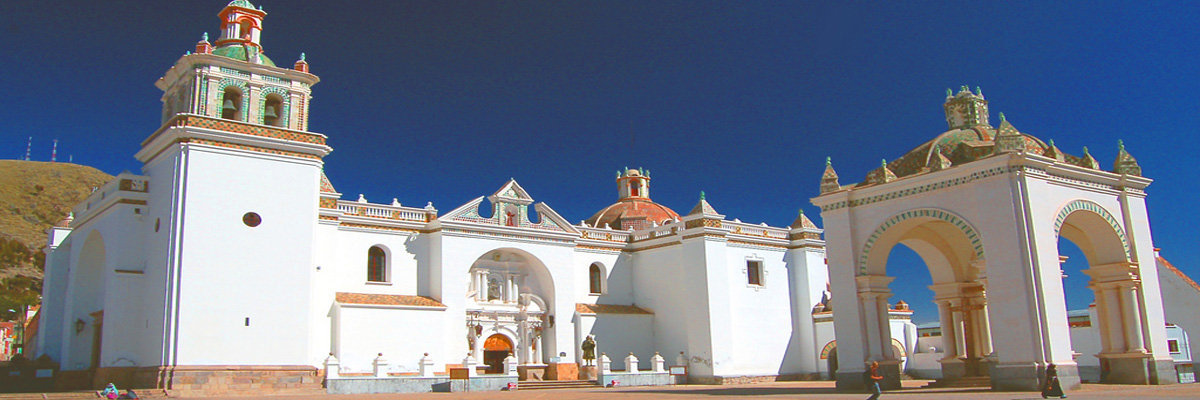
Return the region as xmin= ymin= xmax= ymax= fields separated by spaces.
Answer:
xmin=598 ymin=371 xmax=672 ymax=387
xmin=326 ymin=375 xmax=517 ymax=394
xmin=688 ymin=373 xmax=821 ymax=385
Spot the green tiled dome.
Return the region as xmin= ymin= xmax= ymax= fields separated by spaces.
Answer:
xmin=228 ymin=0 xmax=256 ymax=9
xmin=212 ymin=45 xmax=276 ymax=67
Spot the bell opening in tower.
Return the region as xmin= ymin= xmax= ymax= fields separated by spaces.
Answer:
xmin=222 ymin=87 xmax=243 ymax=120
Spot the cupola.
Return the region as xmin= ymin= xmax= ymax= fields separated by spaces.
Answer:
xmin=617 ymin=167 xmax=651 ymax=199
xmin=943 ymin=85 xmax=989 ymax=130
xmin=585 ymin=167 xmax=680 ymax=230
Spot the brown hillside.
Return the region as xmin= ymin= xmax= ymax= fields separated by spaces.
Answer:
xmin=0 ymin=160 xmax=113 ymax=280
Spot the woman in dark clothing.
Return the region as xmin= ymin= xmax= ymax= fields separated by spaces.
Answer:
xmin=1042 ymin=363 xmax=1066 ymax=399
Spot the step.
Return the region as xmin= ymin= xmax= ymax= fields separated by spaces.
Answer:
xmin=0 ymin=389 xmax=169 ymax=400
xmin=922 ymin=376 xmax=992 ymax=388
xmin=516 ymin=380 xmax=598 ymax=390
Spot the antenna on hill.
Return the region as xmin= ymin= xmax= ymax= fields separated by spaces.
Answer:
xmin=24 ymin=137 xmax=31 ymax=161
xmin=69 ymin=155 xmax=73 ymax=163
xmin=51 ymin=139 xmax=58 ymax=162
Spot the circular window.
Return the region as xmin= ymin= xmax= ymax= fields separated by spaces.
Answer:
xmin=242 ymin=212 xmax=262 ymax=227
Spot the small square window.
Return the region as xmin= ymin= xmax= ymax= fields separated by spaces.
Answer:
xmin=747 ymin=260 xmax=764 ymax=286
xmin=1168 ymin=339 xmax=1180 ymax=353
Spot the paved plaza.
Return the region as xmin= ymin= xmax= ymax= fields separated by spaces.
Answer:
xmin=252 ymin=381 xmax=1199 ymax=400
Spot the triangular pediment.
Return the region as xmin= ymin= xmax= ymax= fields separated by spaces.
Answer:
xmin=489 ymin=179 xmax=534 ymax=205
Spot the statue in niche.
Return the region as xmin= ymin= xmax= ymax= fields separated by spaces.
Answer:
xmin=487 ymin=276 xmax=502 ymax=301
xmin=581 ymin=335 xmax=597 ymax=366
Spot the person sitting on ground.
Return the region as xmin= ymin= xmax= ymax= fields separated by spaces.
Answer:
xmin=97 ymin=383 xmax=118 ymax=399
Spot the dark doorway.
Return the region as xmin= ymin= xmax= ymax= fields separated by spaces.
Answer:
xmin=483 ymin=334 xmax=513 ymax=373
xmin=827 ymin=347 xmax=839 ymax=380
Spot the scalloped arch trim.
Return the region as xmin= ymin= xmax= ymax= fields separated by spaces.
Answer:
xmin=1053 ymin=200 xmax=1131 ymax=260
xmin=858 ymin=208 xmax=984 ymax=275
xmin=819 ymin=340 xmax=836 ymax=359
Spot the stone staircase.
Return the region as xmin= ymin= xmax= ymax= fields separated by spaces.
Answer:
xmin=0 ymin=389 xmax=170 ymax=400
xmin=516 ymin=380 xmax=599 ymax=390
xmin=922 ymin=376 xmax=992 ymax=389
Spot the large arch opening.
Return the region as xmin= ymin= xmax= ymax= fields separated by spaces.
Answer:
xmin=465 ymin=248 xmax=555 ymax=367
xmin=1055 ymin=201 xmax=1141 ymax=383
xmin=67 ymin=231 xmax=106 ymax=371
xmin=859 ymin=209 xmax=990 ymax=382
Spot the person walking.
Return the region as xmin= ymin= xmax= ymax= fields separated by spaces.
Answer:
xmin=866 ymin=361 xmax=884 ymax=400
xmin=1041 ymin=363 xmax=1066 ymax=398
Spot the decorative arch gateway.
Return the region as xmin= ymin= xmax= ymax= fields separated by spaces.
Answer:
xmin=857 ymin=208 xmax=985 ymax=275
xmin=1053 ymin=199 xmax=1131 ymax=260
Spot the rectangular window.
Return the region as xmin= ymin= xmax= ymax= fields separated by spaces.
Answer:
xmin=747 ymin=260 xmax=763 ymax=286
xmin=1168 ymin=339 xmax=1180 ymax=353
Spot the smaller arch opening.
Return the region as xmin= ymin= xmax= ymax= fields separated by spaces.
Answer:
xmin=222 ymin=87 xmax=243 ymax=120
xmin=367 ymin=246 xmax=387 ymax=282
xmin=263 ymin=94 xmax=284 ymax=127
xmin=589 ymin=263 xmax=605 ymax=295
xmin=239 ymin=20 xmax=253 ymax=40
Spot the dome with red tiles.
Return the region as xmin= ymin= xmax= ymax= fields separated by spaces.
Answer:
xmin=585 ymin=167 xmax=680 ymax=230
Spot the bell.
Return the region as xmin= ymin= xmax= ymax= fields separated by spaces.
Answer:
xmin=264 ymin=105 xmax=278 ymax=119
xmin=222 ymin=99 xmax=236 ymax=111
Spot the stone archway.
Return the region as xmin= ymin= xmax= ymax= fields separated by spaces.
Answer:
xmin=1055 ymin=200 xmax=1150 ymax=383
xmin=465 ymin=248 xmax=554 ymax=366
xmin=855 ymin=208 xmax=992 ymax=383
xmin=483 ymin=334 xmax=514 ymax=373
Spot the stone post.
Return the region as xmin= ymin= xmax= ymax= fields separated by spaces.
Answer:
xmin=463 ymin=353 xmax=479 ymax=377
xmin=324 ymin=353 xmax=340 ymax=379
xmin=651 ymin=352 xmax=666 ymax=372
xmin=599 ymin=353 xmax=612 ymax=374
xmin=373 ymin=353 xmax=388 ymax=378
xmin=419 ymin=353 xmax=435 ymax=377
xmin=675 ymin=351 xmax=686 ymax=367
xmin=625 ymin=352 xmax=640 ymax=373
xmin=504 ymin=353 xmax=518 ymax=376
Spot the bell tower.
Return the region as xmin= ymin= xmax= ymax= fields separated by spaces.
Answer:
xmin=132 ymin=0 xmax=331 ymax=373
xmin=157 ymin=0 xmax=314 ymax=130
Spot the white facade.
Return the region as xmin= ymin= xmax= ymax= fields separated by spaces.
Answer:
xmin=30 ymin=1 xmax=884 ymax=393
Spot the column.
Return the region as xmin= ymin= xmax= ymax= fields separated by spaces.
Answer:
xmin=937 ymin=300 xmax=958 ymax=359
xmin=861 ymin=293 xmax=883 ymax=360
xmin=1119 ymin=283 xmax=1146 ymax=352
xmin=876 ymin=294 xmax=891 ymax=359
xmin=978 ymin=303 xmax=993 ymax=355
xmin=1103 ymin=285 xmax=1125 ymax=352
xmin=951 ymin=305 xmax=966 ymax=358
xmin=1093 ymin=286 xmax=1115 ymax=353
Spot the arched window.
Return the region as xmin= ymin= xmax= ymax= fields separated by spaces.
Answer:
xmin=239 ymin=20 xmax=253 ymax=40
xmin=630 ymin=181 xmax=641 ymax=197
xmin=263 ymin=94 xmax=284 ymax=127
xmin=589 ymin=263 xmax=604 ymax=295
xmin=367 ymin=246 xmax=387 ymax=282
xmin=221 ymin=86 xmax=243 ymax=120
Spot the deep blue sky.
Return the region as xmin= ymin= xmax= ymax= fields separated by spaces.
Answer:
xmin=3 ymin=1 xmax=1198 ymax=323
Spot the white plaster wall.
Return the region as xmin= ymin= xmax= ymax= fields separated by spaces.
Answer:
xmin=333 ymin=305 xmax=447 ymax=373
xmin=574 ymin=251 xmax=625 ymax=305
xmin=726 ymin=245 xmax=793 ymax=375
xmin=813 ymin=319 xmax=836 ymax=377
xmin=630 ymin=245 xmax=693 ymax=368
xmin=36 ymin=240 xmax=72 ymax=362
xmin=783 ymin=245 xmax=828 ymax=375
xmin=1156 ymin=256 xmax=1200 ymax=364
xmin=576 ymin=313 xmax=654 ymax=369
xmin=171 ymin=146 xmax=320 ymax=366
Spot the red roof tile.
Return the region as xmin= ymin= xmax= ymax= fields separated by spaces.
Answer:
xmin=336 ymin=292 xmax=446 ymax=308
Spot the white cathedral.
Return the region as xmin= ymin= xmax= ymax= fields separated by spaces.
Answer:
xmin=32 ymin=0 xmax=1182 ymax=395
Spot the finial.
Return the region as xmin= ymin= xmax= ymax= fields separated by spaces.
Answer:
xmin=616 ymin=171 xmax=621 ymax=179
xmin=1083 ymin=146 xmax=1090 ymax=155
xmin=999 ymin=112 xmax=1006 ymax=122
xmin=825 ymin=156 xmax=831 ymax=166
xmin=797 ymin=208 xmax=805 ymax=216
xmin=645 ymin=169 xmax=650 ymax=177
xmin=1118 ymin=139 xmax=1125 ymax=151
xmin=202 ymin=32 xmax=209 ymax=42
xmin=699 ymin=191 xmax=706 ymax=201
xmin=185 ymin=51 xmax=192 ymax=55
xmin=946 ymin=88 xmax=952 ymax=97
xmin=960 ymin=85 xmax=969 ymax=93
xmin=639 ymin=167 xmax=645 ymax=175
xmin=975 ymin=86 xmax=983 ymax=97
xmin=880 ymin=159 xmax=888 ymax=168
xmin=1048 ymin=139 xmax=1055 ymax=147
xmin=300 ymin=52 xmax=306 ymax=61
